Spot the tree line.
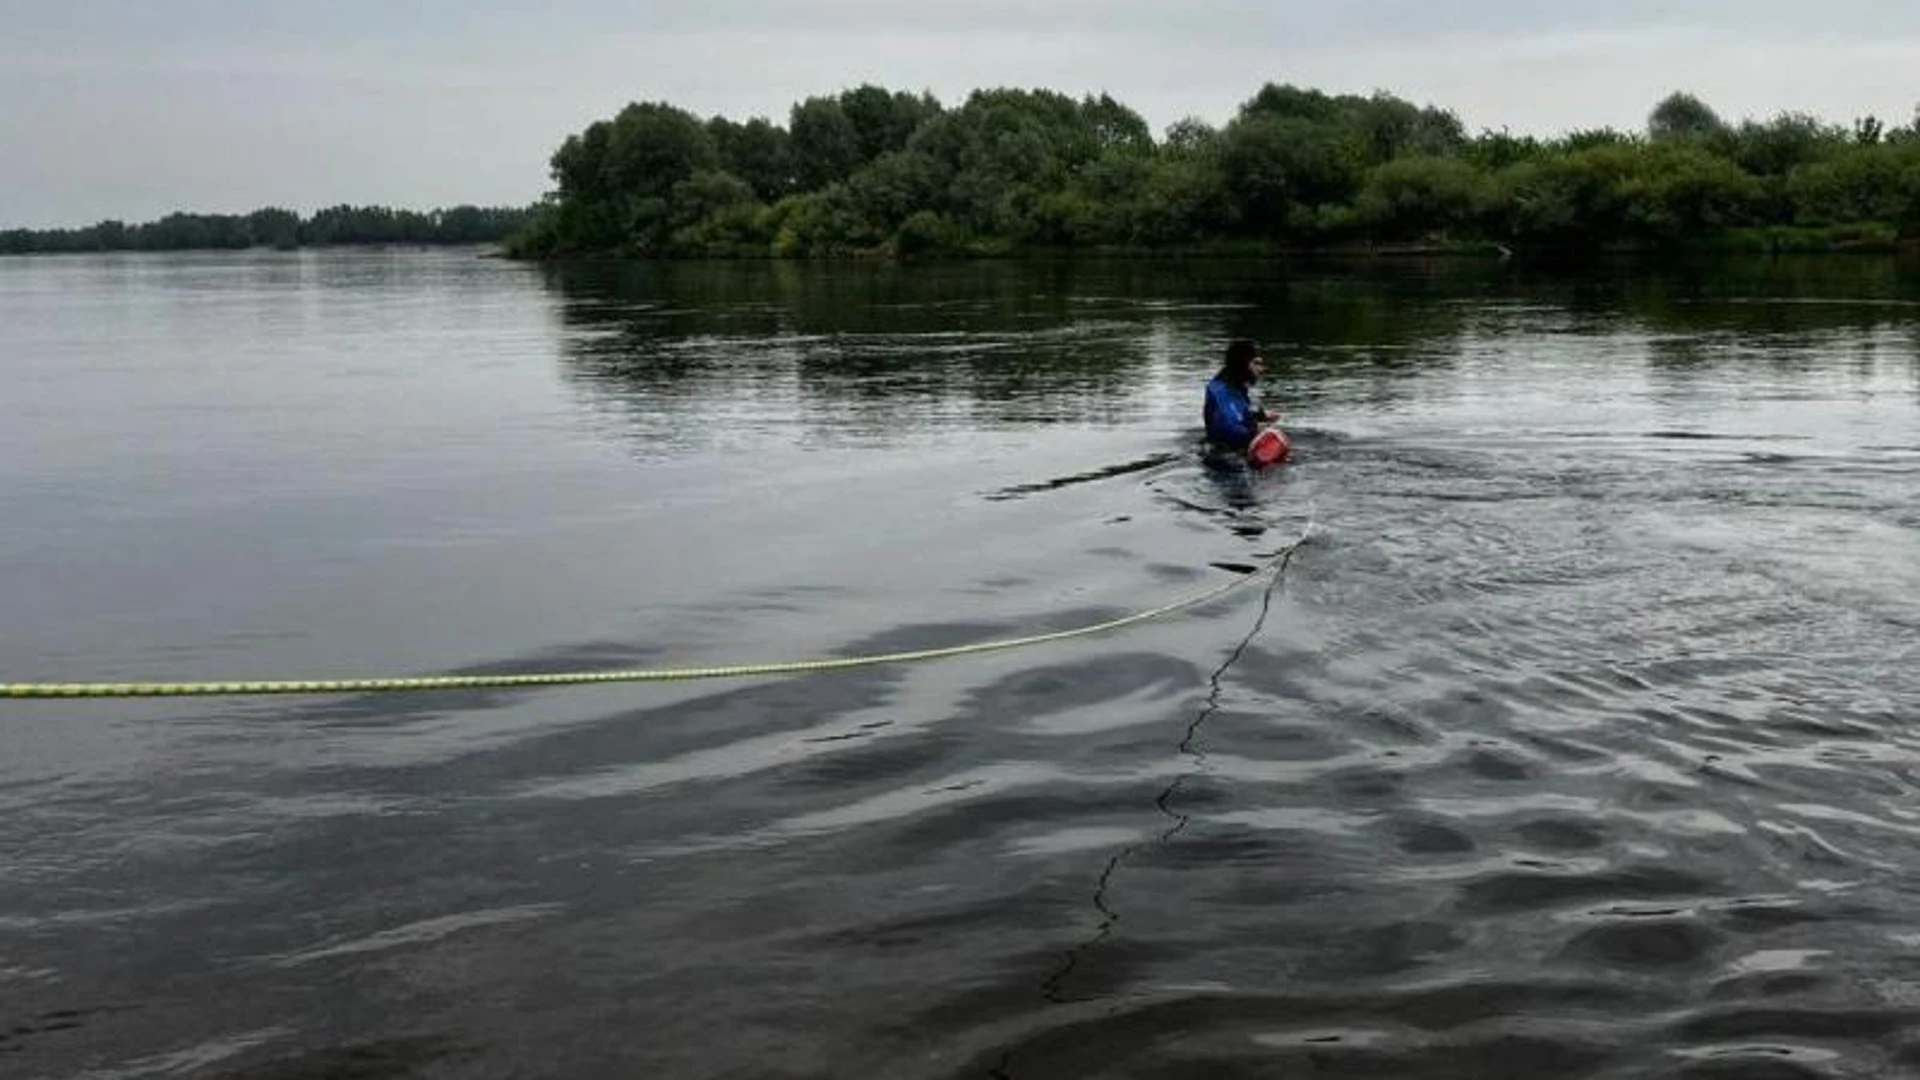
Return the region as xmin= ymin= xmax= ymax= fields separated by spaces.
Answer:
xmin=1 ymin=204 xmax=535 ymax=256
xmin=505 ymin=84 xmax=1920 ymax=258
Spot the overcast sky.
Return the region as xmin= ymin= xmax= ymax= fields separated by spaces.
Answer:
xmin=5 ymin=0 xmax=1920 ymax=228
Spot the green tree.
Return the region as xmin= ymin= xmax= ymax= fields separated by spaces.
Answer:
xmin=1130 ymin=153 xmax=1234 ymax=243
xmin=1081 ymin=93 xmax=1153 ymax=154
xmin=1558 ymin=128 xmax=1634 ymax=152
xmin=902 ymin=89 xmax=1101 ymax=238
xmin=1723 ymin=113 xmax=1847 ymax=177
xmin=708 ymin=116 xmax=795 ymax=200
xmin=496 ymin=80 xmax=1920 ymax=258
xmin=1620 ymin=145 xmax=1763 ymax=240
xmin=1648 ymin=92 xmax=1727 ymax=142
xmin=601 ymin=102 xmax=719 ymax=201
xmin=1129 ymin=119 xmax=1233 ymax=243
xmin=1239 ymin=83 xmax=1342 ymax=124
xmin=1496 ymin=145 xmax=1641 ymax=245
xmin=666 ymin=170 xmax=769 ymax=254
xmin=790 ymin=96 xmax=864 ymax=191
xmin=550 ymin=121 xmax=616 ymax=202
xmin=1162 ymin=116 xmax=1220 ymax=156
xmin=837 ymin=85 xmax=941 ymax=162
xmin=1348 ymin=92 xmax=1466 ymax=162
xmin=845 ymin=150 xmax=950 ymax=236
xmin=1466 ymin=128 xmax=1543 ymax=170
xmin=1786 ymin=143 xmax=1920 ymax=228
xmin=769 ymin=185 xmax=877 ymax=256
xmin=892 ymin=210 xmax=966 ymax=256
xmin=1357 ymin=156 xmax=1493 ymax=239
xmin=1220 ymin=114 xmax=1366 ymax=237
xmin=246 ymin=207 xmax=300 ymax=248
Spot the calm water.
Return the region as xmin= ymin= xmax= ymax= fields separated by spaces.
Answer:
xmin=2 ymin=250 xmax=1918 ymax=1079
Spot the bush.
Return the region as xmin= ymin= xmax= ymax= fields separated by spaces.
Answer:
xmin=1357 ymin=156 xmax=1495 ymax=239
xmin=892 ymin=211 xmax=967 ymax=256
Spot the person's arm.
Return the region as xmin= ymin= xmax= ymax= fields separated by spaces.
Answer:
xmin=1208 ymin=381 xmax=1256 ymax=444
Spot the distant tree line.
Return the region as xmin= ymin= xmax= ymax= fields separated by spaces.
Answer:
xmin=505 ymin=84 xmax=1920 ymax=258
xmin=0 ymin=204 xmax=536 ymax=256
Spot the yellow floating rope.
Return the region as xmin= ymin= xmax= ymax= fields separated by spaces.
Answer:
xmin=3 ymin=534 xmax=1308 ymax=700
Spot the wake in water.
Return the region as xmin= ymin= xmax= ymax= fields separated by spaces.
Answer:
xmin=995 ymin=480 xmax=1316 ymax=1077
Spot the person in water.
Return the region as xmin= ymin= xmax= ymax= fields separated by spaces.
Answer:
xmin=1203 ymin=339 xmax=1277 ymax=450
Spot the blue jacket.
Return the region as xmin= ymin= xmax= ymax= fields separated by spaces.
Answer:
xmin=1204 ymin=375 xmax=1262 ymax=448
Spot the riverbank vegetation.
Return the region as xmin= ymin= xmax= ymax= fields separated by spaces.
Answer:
xmin=1 ymin=204 xmax=534 ymax=255
xmin=504 ymin=85 xmax=1920 ymax=259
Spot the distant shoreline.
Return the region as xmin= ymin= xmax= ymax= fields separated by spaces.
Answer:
xmin=11 ymin=236 xmax=1916 ymax=262
xmin=0 ymin=241 xmax=508 ymax=259
xmin=1 ymin=204 xmax=534 ymax=257
xmin=18 ymin=82 xmax=1920 ymax=263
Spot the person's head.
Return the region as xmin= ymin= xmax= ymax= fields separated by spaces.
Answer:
xmin=1220 ymin=339 xmax=1265 ymax=386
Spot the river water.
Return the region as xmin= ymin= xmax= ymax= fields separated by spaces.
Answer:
xmin=2 ymin=250 xmax=1917 ymax=1079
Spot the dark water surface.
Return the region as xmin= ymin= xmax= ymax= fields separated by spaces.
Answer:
xmin=3 ymin=251 xmax=1919 ymax=1078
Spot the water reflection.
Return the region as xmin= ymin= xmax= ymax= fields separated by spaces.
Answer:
xmin=541 ymin=260 xmax=1487 ymax=450
xmin=542 ymin=255 xmax=1920 ymax=457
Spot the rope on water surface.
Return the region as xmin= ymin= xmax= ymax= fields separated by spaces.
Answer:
xmin=3 ymin=521 xmax=1315 ymax=700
